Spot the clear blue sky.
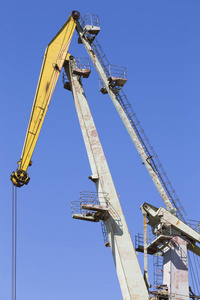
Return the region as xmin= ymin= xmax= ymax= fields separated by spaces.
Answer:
xmin=1 ymin=1 xmax=200 ymax=299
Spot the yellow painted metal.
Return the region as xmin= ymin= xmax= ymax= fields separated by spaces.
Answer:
xmin=17 ymin=15 xmax=77 ymax=173
xmin=188 ymin=242 xmax=200 ymax=257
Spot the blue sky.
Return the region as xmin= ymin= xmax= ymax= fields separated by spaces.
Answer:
xmin=1 ymin=1 xmax=200 ymax=299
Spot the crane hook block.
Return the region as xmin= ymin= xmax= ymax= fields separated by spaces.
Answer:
xmin=71 ymin=11 xmax=81 ymax=20
xmin=10 ymin=170 xmax=30 ymax=188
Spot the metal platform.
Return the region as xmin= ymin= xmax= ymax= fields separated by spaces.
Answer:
xmin=135 ymin=234 xmax=172 ymax=255
xmin=99 ymin=65 xmax=127 ymax=95
xmin=147 ymin=235 xmax=172 ymax=254
xmin=83 ymin=24 xmax=100 ymax=35
xmin=70 ymin=57 xmax=91 ymax=78
xmin=71 ymin=192 xmax=109 ymax=222
xmin=72 ymin=68 xmax=91 ymax=78
xmin=79 ymin=14 xmax=100 ymax=43
xmin=72 ymin=204 xmax=109 ymax=222
xmin=63 ymin=57 xmax=91 ymax=90
xmin=108 ymin=76 xmax=127 ymax=88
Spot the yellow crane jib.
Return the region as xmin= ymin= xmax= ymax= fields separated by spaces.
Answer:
xmin=10 ymin=10 xmax=81 ymax=187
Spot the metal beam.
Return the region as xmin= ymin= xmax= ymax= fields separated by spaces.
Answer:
xmin=64 ymin=58 xmax=149 ymax=300
xmin=141 ymin=203 xmax=200 ymax=244
xmin=76 ymin=21 xmax=175 ymax=215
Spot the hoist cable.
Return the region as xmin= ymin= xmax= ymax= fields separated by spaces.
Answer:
xmin=14 ymin=187 xmax=17 ymax=300
xmin=12 ymin=185 xmax=14 ymax=300
xmin=11 ymin=184 xmax=17 ymax=300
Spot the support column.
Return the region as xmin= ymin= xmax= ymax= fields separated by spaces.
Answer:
xmin=64 ymin=59 xmax=149 ymax=300
xmin=163 ymin=236 xmax=189 ymax=300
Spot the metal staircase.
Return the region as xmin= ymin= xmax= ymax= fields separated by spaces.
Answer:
xmin=116 ymin=88 xmax=186 ymax=222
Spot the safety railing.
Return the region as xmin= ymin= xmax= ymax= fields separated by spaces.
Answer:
xmin=135 ymin=231 xmax=156 ymax=249
xmin=107 ymin=64 xmax=127 ymax=79
xmin=71 ymin=191 xmax=109 ymax=215
xmin=69 ymin=57 xmax=90 ymax=71
xmin=81 ymin=13 xmax=100 ymax=28
xmin=187 ymin=219 xmax=200 ymax=234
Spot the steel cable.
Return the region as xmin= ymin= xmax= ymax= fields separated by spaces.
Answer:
xmin=11 ymin=184 xmax=17 ymax=300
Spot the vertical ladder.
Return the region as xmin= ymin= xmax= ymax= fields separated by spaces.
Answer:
xmin=153 ymin=254 xmax=163 ymax=288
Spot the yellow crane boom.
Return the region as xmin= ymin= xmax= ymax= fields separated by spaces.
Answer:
xmin=10 ymin=10 xmax=80 ymax=187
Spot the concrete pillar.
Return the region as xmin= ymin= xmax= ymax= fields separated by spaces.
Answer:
xmin=163 ymin=236 xmax=189 ymax=300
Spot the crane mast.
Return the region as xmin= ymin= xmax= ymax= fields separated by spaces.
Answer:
xmin=63 ymin=57 xmax=149 ymax=299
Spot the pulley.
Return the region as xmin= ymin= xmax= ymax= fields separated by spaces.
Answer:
xmin=10 ymin=170 xmax=30 ymax=187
